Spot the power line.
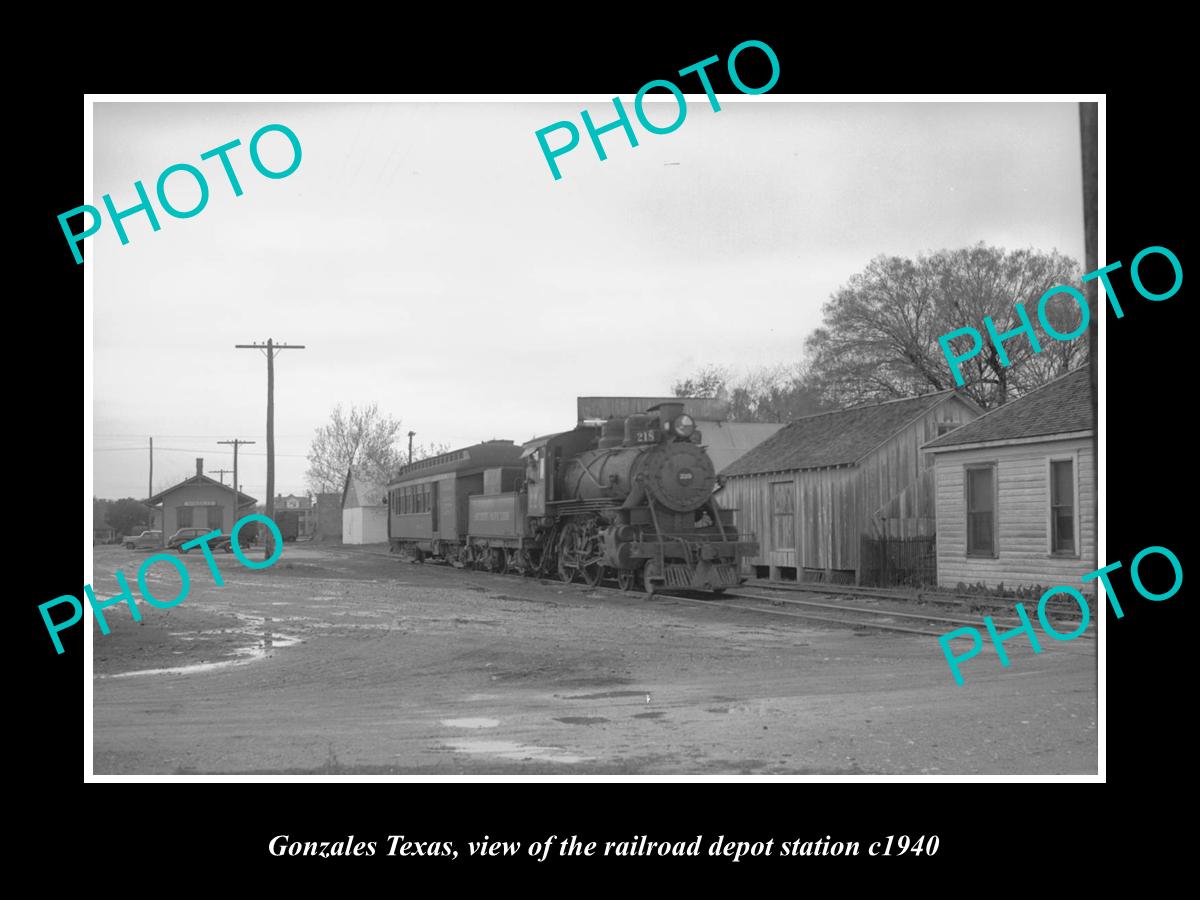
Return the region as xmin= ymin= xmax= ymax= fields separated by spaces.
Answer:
xmin=93 ymin=446 xmax=310 ymax=458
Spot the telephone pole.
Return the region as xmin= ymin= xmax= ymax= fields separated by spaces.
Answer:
xmin=214 ymin=468 xmax=233 ymax=485
xmin=218 ymin=439 xmax=256 ymax=528
xmin=235 ymin=339 xmax=305 ymax=556
xmin=408 ymin=430 xmax=415 ymax=464
xmin=148 ymin=437 xmax=153 ymax=500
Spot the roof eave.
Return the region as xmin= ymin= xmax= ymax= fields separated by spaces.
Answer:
xmin=924 ymin=430 xmax=1094 ymax=453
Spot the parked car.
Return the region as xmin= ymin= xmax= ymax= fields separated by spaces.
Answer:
xmin=168 ymin=528 xmax=209 ymax=551
xmin=169 ymin=527 xmax=236 ymax=554
xmin=123 ymin=530 xmax=162 ymax=550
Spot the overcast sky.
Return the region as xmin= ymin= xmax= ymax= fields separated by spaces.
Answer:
xmin=91 ymin=100 xmax=1085 ymax=500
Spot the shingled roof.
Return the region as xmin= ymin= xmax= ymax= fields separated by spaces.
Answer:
xmin=924 ymin=367 xmax=1093 ymax=450
xmin=722 ymin=391 xmax=964 ymax=477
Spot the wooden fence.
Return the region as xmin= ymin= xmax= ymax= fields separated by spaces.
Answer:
xmin=859 ymin=534 xmax=937 ymax=588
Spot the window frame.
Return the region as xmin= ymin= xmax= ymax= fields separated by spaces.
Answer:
xmin=964 ymin=462 xmax=998 ymax=559
xmin=769 ymin=480 xmax=795 ymax=551
xmin=1046 ymin=453 xmax=1081 ymax=558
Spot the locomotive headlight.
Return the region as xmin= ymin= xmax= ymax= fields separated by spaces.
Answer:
xmin=672 ymin=414 xmax=696 ymax=438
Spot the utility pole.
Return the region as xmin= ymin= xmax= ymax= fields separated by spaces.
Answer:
xmin=236 ymin=338 xmax=305 ymax=557
xmin=1079 ymin=102 xmax=1098 ymax=574
xmin=214 ymin=468 xmax=233 ymax=485
xmin=408 ymin=430 xmax=415 ymax=464
xmin=218 ymin=439 xmax=256 ymax=531
xmin=148 ymin=437 xmax=153 ymax=500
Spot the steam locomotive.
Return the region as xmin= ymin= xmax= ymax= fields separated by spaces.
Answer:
xmin=386 ymin=402 xmax=758 ymax=594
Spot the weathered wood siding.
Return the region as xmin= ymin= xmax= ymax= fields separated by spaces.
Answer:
xmin=717 ymin=475 xmax=771 ymax=568
xmin=719 ymin=468 xmax=859 ymax=572
xmin=934 ymin=436 xmax=1097 ymax=590
xmin=858 ymin=396 xmax=978 ymax=542
xmin=721 ymin=395 xmax=979 ymax=575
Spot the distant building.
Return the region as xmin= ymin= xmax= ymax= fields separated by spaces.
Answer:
xmin=577 ymin=396 xmax=731 ymax=423
xmin=720 ymin=392 xmax=983 ymax=584
xmin=924 ymin=368 xmax=1096 ymax=593
xmin=146 ymin=458 xmax=257 ymax=542
xmin=313 ymin=492 xmax=343 ymax=541
xmin=342 ymin=478 xmax=389 ymax=545
xmin=275 ymin=493 xmax=315 ymax=537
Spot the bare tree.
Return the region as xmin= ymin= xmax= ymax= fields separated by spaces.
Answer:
xmin=306 ymin=403 xmax=405 ymax=494
xmin=672 ymin=364 xmax=731 ymax=399
xmin=405 ymin=442 xmax=452 ymax=466
xmin=672 ymin=362 xmax=825 ymax=422
xmin=806 ymin=244 xmax=1086 ymax=409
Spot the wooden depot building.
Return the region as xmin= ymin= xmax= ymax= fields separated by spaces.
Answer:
xmin=719 ymin=391 xmax=982 ymax=584
xmin=146 ymin=458 xmax=258 ymax=540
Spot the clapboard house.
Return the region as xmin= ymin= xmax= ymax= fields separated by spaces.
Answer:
xmin=923 ymin=367 xmax=1096 ymax=593
xmin=719 ymin=391 xmax=982 ymax=584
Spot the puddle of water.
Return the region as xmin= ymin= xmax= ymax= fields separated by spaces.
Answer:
xmin=555 ymin=716 xmax=609 ymax=726
xmin=444 ymin=740 xmax=590 ymax=765
xmin=98 ymin=612 xmax=302 ymax=679
xmin=441 ymin=718 xmax=500 ymax=729
xmin=633 ymin=712 xmax=666 ymax=719
xmin=562 ymin=690 xmax=646 ymax=700
xmin=463 ymin=693 xmax=502 ymax=702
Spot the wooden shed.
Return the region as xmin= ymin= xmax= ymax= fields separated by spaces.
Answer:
xmin=923 ymin=367 xmax=1096 ymax=593
xmin=719 ymin=391 xmax=982 ymax=584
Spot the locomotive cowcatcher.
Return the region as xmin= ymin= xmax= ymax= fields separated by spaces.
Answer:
xmin=387 ymin=402 xmax=758 ymax=595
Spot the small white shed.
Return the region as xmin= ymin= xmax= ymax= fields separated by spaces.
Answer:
xmin=342 ymin=478 xmax=389 ymax=545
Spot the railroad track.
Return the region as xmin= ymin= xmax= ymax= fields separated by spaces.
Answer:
xmin=327 ymin=545 xmax=1092 ymax=640
xmin=650 ymin=588 xmax=1092 ymax=639
xmin=742 ymin=578 xmax=1089 ymax=619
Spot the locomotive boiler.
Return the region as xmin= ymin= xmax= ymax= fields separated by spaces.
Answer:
xmin=387 ymin=401 xmax=758 ymax=595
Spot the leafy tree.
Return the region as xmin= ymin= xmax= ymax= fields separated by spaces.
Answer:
xmin=102 ymin=498 xmax=153 ymax=537
xmin=805 ymin=244 xmax=1085 ymax=409
xmin=306 ymin=403 xmax=405 ymax=494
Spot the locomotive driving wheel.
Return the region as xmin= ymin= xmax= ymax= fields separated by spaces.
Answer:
xmin=556 ymin=520 xmax=603 ymax=587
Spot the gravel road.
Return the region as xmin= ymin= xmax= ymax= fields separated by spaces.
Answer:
xmin=91 ymin=543 xmax=1097 ymax=775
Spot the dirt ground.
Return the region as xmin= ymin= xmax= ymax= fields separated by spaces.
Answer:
xmin=91 ymin=543 xmax=1098 ymax=775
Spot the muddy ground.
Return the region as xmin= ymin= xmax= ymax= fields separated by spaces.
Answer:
xmin=91 ymin=543 xmax=1097 ymax=775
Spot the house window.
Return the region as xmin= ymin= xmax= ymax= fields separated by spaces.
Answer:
xmin=206 ymin=506 xmax=223 ymax=530
xmin=177 ymin=506 xmax=194 ymax=528
xmin=770 ymin=482 xmax=795 ymax=550
xmin=1050 ymin=459 xmax=1076 ymax=555
xmin=965 ymin=464 xmax=996 ymax=557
